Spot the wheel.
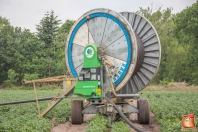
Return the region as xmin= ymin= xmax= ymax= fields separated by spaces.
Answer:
xmin=71 ymin=100 xmax=83 ymax=124
xmin=137 ymin=99 xmax=150 ymax=124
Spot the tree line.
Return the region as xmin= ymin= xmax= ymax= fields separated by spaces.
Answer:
xmin=0 ymin=1 xmax=198 ymax=87
xmin=0 ymin=10 xmax=75 ymax=86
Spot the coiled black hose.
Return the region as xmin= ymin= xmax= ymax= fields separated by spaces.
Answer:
xmin=105 ymin=96 xmax=145 ymax=132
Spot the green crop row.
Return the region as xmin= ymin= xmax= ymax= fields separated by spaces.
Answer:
xmin=1 ymin=90 xmax=198 ymax=132
xmin=141 ymin=91 xmax=198 ymax=132
xmin=86 ymin=114 xmax=131 ymax=132
xmin=0 ymin=90 xmax=71 ymax=132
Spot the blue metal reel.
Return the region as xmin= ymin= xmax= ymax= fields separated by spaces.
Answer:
xmin=65 ymin=9 xmax=161 ymax=94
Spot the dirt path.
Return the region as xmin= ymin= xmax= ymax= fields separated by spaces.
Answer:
xmin=129 ymin=121 xmax=160 ymax=132
xmin=51 ymin=114 xmax=95 ymax=132
xmin=129 ymin=100 xmax=160 ymax=132
xmin=51 ymin=101 xmax=160 ymax=132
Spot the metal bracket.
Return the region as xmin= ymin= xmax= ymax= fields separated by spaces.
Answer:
xmin=82 ymin=103 xmax=139 ymax=114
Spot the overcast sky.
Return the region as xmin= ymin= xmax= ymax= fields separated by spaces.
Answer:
xmin=0 ymin=0 xmax=196 ymax=32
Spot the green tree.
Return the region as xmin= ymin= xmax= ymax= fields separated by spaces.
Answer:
xmin=0 ymin=25 xmax=21 ymax=83
xmin=0 ymin=17 xmax=48 ymax=84
xmin=36 ymin=10 xmax=61 ymax=77
xmin=173 ymin=1 xmax=198 ymax=84
xmin=36 ymin=10 xmax=61 ymax=49
xmin=16 ymin=30 xmax=48 ymax=80
xmin=0 ymin=16 xmax=10 ymax=28
xmin=0 ymin=17 xmax=11 ymax=83
xmin=0 ymin=14 xmax=76 ymax=85
xmin=58 ymin=19 xmax=75 ymax=34
xmin=52 ymin=20 xmax=75 ymax=75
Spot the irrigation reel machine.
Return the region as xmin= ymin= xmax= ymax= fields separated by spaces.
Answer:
xmin=1 ymin=8 xmax=161 ymax=131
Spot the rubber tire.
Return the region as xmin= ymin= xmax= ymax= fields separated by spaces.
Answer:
xmin=71 ymin=100 xmax=83 ymax=124
xmin=137 ymin=99 xmax=150 ymax=124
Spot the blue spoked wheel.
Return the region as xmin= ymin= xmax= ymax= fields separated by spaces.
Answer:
xmin=65 ymin=8 xmax=137 ymax=90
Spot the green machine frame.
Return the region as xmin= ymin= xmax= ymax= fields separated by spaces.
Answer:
xmin=73 ymin=44 xmax=102 ymax=98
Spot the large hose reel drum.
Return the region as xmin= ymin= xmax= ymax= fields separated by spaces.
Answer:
xmin=65 ymin=8 xmax=161 ymax=95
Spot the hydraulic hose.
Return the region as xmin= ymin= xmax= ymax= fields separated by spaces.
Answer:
xmin=103 ymin=58 xmax=118 ymax=97
xmin=0 ymin=97 xmax=53 ymax=106
xmin=105 ymin=96 xmax=145 ymax=132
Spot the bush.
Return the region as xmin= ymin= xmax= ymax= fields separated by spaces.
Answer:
xmin=24 ymin=73 xmax=39 ymax=81
xmin=5 ymin=69 xmax=18 ymax=87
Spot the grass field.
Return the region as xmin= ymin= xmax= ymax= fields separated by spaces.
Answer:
xmin=0 ymin=88 xmax=198 ymax=132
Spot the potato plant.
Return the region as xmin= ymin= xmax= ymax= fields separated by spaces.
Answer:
xmin=1 ymin=90 xmax=198 ymax=132
xmin=111 ymin=121 xmax=131 ymax=132
xmin=0 ymin=90 xmax=71 ymax=132
xmin=86 ymin=114 xmax=130 ymax=132
xmin=142 ymin=91 xmax=198 ymax=132
xmin=86 ymin=114 xmax=110 ymax=132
